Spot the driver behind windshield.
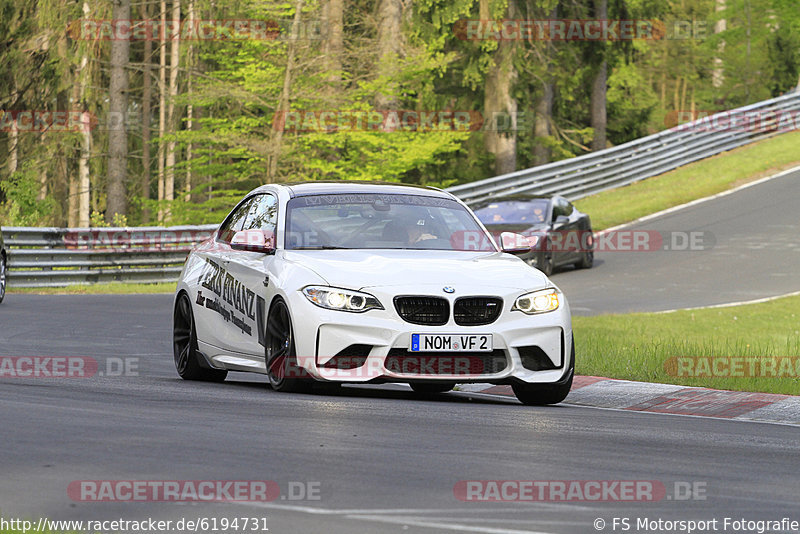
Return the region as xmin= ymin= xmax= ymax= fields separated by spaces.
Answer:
xmin=382 ymin=217 xmax=437 ymax=246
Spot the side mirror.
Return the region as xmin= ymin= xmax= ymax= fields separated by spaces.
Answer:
xmin=230 ymin=229 xmax=275 ymax=254
xmin=553 ymin=215 xmax=569 ymax=226
xmin=500 ymin=232 xmax=535 ymax=254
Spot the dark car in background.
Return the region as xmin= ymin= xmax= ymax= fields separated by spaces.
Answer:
xmin=473 ymin=194 xmax=594 ymax=276
xmin=0 ymin=228 xmax=6 ymax=303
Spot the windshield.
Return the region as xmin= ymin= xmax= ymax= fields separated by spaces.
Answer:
xmin=285 ymin=193 xmax=497 ymax=251
xmin=473 ymin=199 xmax=549 ymax=225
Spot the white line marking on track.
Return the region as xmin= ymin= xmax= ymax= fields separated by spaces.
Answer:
xmin=602 ymin=164 xmax=800 ymax=233
xmin=558 ymin=401 xmax=800 ymax=427
xmin=592 ymin=164 xmax=800 ymax=312
xmin=347 ymin=514 xmax=555 ymax=534
xmin=230 ymin=501 xmax=604 ymax=532
xmin=233 ymin=502 xmax=596 ymax=515
xmin=653 ymin=289 xmax=800 ymax=313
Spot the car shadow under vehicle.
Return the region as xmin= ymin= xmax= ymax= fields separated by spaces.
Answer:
xmin=216 ymin=376 xmax=520 ymax=406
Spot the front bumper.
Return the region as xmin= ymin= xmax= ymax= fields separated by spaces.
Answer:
xmin=287 ymin=285 xmax=573 ymax=386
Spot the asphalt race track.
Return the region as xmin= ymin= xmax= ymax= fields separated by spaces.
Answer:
xmin=2 ymin=172 xmax=799 ymax=533
xmin=553 ymin=168 xmax=800 ymax=315
xmin=1 ymin=294 xmax=799 ymax=534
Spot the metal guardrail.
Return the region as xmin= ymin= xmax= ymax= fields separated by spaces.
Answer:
xmin=4 ymin=91 xmax=798 ymax=287
xmin=3 ymin=225 xmax=217 ymax=287
xmin=446 ymin=90 xmax=800 ymax=205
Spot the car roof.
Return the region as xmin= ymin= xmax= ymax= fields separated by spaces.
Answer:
xmin=250 ymin=181 xmax=452 ymax=199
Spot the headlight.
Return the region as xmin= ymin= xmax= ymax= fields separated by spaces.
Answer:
xmin=512 ymin=288 xmax=560 ymax=314
xmin=302 ymin=286 xmax=383 ymax=313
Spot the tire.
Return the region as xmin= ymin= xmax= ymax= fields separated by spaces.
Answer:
xmin=410 ymin=382 xmax=456 ymax=394
xmin=577 ymin=250 xmax=594 ymax=269
xmin=0 ymin=252 xmax=6 ymax=304
xmin=173 ymin=293 xmax=228 ymax=382
xmin=265 ymin=299 xmax=312 ymax=393
xmin=538 ymin=245 xmax=554 ymax=277
xmin=512 ymin=341 xmax=575 ymax=406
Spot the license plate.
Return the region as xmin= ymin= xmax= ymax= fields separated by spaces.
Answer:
xmin=410 ymin=334 xmax=493 ymax=352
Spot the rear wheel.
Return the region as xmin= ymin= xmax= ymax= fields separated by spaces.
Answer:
xmin=266 ymin=299 xmax=311 ymax=393
xmin=410 ymin=382 xmax=456 ymax=394
xmin=173 ymin=293 xmax=227 ymax=381
xmin=577 ymin=250 xmax=594 ymax=269
xmin=512 ymin=341 xmax=574 ymax=406
xmin=538 ymin=248 xmax=554 ymax=277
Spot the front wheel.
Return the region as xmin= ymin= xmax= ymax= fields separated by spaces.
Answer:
xmin=173 ymin=293 xmax=227 ymax=382
xmin=538 ymin=240 xmax=554 ymax=277
xmin=266 ymin=299 xmax=311 ymax=393
xmin=512 ymin=341 xmax=574 ymax=406
xmin=577 ymin=250 xmax=593 ymax=269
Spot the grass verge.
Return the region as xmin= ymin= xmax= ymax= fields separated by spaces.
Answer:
xmin=8 ymin=282 xmax=176 ymax=295
xmin=573 ymin=294 xmax=800 ymax=395
xmin=574 ymin=130 xmax=800 ymax=230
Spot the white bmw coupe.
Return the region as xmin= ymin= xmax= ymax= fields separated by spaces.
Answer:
xmin=173 ymin=182 xmax=574 ymax=405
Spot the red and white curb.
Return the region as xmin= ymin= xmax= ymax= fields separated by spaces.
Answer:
xmin=457 ymin=377 xmax=800 ymax=425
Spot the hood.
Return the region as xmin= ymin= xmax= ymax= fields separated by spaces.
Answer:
xmin=282 ymin=249 xmax=549 ymax=291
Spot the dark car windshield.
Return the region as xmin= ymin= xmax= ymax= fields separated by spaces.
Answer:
xmin=473 ymin=199 xmax=549 ymax=225
xmin=285 ymin=193 xmax=497 ymax=251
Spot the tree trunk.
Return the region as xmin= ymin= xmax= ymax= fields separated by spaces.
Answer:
xmin=78 ymin=112 xmax=91 ymax=227
xmin=533 ymin=5 xmax=557 ymax=166
xmin=141 ymin=1 xmax=153 ymax=224
xmin=157 ymin=0 xmax=167 ymax=222
xmin=673 ymin=77 xmax=680 ymax=111
xmin=712 ymin=0 xmax=726 ymax=88
xmin=590 ymin=0 xmax=608 ymax=152
xmin=107 ymin=0 xmax=131 ymax=223
xmin=268 ymin=0 xmax=304 ymax=181
xmin=37 ymin=150 xmax=47 ymax=202
xmin=68 ymin=73 xmax=80 ymax=227
xmin=55 ymin=90 xmax=69 ymax=225
xmin=8 ymin=126 xmax=18 ymax=176
xmin=68 ymin=92 xmax=79 ymax=227
xmin=375 ymin=0 xmax=402 ymax=109
xmin=679 ymin=77 xmax=687 ymax=112
xmin=323 ymin=0 xmax=344 ymax=88
xmin=78 ymin=1 xmax=91 ymax=228
xmin=660 ymin=46 xmax=667 ymax=110
xmin=164 ymin=0 xmax=181 ymax=222
xmin=185 ymin=0 xmax=194 ymax=201
xmin=68 ymin=178 xmax=78 ymax=226
xmin=8 ymin=80 xmax=18 ymax=176
xmin=483 ymin=0 xmax=518 ymax=175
